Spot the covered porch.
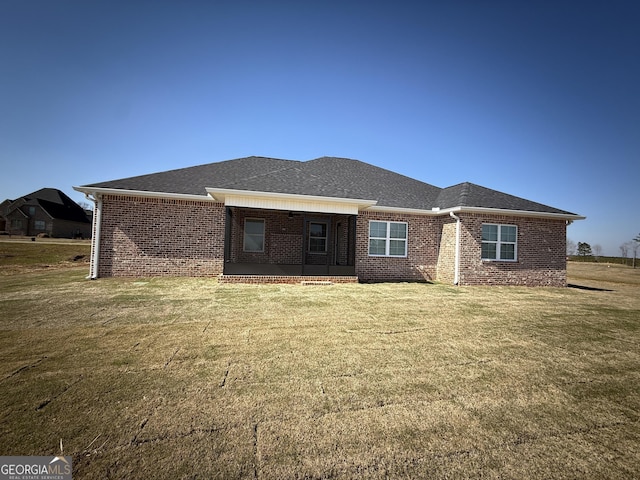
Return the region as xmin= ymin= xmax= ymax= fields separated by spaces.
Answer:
xmin=222 ymin=206 xmax=358 ymax=278
xmin=206 ymin=187 xmax=377 ymax=283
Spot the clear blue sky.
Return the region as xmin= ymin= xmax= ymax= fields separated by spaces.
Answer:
xmin=1 ymin=1 xmax=638 ymax=255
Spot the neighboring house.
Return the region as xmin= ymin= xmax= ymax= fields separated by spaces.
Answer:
xmin=0 ymin=188 xmax=92 ymax=238
xmin=74 ymin=156 xmax=584 ymax=286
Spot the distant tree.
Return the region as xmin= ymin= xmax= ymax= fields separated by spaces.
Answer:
xmin=632 ymin=234 xmax=640 ymax=268
xmin=592 ymin=244 xmax=602 ymax=260
xmin=577 ymin=242 xmax=593 ymax=257
xmin=619 ymin=243 xmax=629 ymax=258
xmin=566 ymin=239 xmax=576 ymax=256
xmin=78 ymin=201 xmax=93 ymax=211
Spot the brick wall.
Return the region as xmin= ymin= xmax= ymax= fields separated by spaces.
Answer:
xmin=98 ymin=195 xmax=225 ymax=277
xmin=356 ymin=211 xmax=442 ymax=282
xmin=228 ymin=209 xmax=354 ymax=267
xmin=51 ymin=218 xmax=92 ymax=238
xmin=435 ymin=217 xmax=457 ymax=284
xmin=219 ymin=275 xmax=358 ymax=284
xmin=94 ymin=196 xmax=568 ymax=285
xmin=229 ymin=209 xmax=304 ymax=265
xmin=457 ymin=214 xmax=567 ymax=286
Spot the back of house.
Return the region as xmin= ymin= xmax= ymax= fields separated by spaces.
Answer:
xmin=74 ymin=156 xmax=584 ymax=285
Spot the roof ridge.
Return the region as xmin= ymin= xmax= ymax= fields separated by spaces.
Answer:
xmin=306 ymin=157 xmax=442 ymax=190
xmin=459 ymin=182 xmax=471 ymax=206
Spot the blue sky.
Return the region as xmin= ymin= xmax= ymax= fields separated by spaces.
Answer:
xmin=1 ymin=1 xmax=638 ymax=255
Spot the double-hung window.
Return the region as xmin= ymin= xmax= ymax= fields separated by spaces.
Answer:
xmin=308 ymin=222 xmax=328 ymax=253
xmin=481 ymin=224 xmax=517 ymax=261
xmin=369 ymin=221 xmax=407 ymax=257
xmin=243 ymin=218 xmax=265 ymax=252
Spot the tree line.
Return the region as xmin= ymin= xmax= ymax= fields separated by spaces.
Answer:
xmin=567 ymin=233 xmax=640 ymax=268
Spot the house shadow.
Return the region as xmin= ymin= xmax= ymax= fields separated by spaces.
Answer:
xmin=567 ymin=283 xmax=614 ymax=292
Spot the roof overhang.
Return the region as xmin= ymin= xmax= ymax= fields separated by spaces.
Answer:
xmin=73 ymin=186 xmax=584 ymax=221
xmin=73 ymin=186 xmax=216 ymax=202
xmin=369 ymin=205 xmax=585 ymax=221
xmin=437 ymin=206 xmax=585 ymax=221
xmin=206 ymin=188 xmax=377 ymax=215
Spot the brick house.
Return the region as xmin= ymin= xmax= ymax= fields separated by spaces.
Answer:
xmin=1 ymin=188 xmax=92 ymax=238
xmin=74 ymin=156 xmax=584 ymax=285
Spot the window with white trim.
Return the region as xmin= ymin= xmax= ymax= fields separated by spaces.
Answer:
xmin=243 ymin=218 xmax=265 ymax=252
xmin=481 ymin=224 xmax=517 ymax=261
xmin=369 ymin=221 xmax=407 ymax=257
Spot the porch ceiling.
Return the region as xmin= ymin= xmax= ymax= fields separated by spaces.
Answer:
xmin=206 ymin=188 xmax=377 ymax=215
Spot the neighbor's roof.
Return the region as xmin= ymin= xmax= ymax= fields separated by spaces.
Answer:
xmin=78 ymin=156 xmax=580 ymax=217
xmin=9 ymin=188 xmax=90 ymax=223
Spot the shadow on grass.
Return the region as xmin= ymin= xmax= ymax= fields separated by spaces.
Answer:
xmin=567 ymin=283 xmax=614 ymax=292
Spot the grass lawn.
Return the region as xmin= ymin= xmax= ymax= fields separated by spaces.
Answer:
xmin=0 ymin=244 xmax=639 ymax=478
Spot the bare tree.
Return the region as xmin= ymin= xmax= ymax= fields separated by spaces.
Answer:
xmin=566 ymin=239 xmax=576 ymax=256
xmin=78 ymin=201 xmax=93 ymax=211
xmin=620 ymin=243 xmax=629 ymax=258
xmin=592 ymin=244 xmax=602 ymax=261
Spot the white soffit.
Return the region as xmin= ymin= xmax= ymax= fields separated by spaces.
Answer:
xmin=72 ymin=186 xmax=215 ymax=202
xmin=206 ymin=188 xmax=377 ymax=215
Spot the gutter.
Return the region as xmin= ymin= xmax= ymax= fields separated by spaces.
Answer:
xmin=84 ymin=192 xmax=102 ymax=279
xmin=449 ymin=212 xmax=461 ymax=285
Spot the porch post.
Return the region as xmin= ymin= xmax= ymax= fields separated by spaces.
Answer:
xmin=301 ymin=215 xmax=307 ymax=275
xmin=224 ymin=207 xmax=232 ymax=271
xmin=349 ymin=214 xmax=357 ymax=267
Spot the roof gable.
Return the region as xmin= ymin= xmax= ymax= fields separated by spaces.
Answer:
xmin=19 ymin=188 xmax=90 ymax=223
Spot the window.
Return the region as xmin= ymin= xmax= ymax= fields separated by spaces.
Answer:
xmin=243 ymin=219 xmax=265 ymax=252
xmin=34 ymin=220 xmax=46 ymax=230
xmin=369 ymin=221 xmax=407 ymax=257
xmin=482 ymin=224 xmax=517 ymax=261
xmin=308 ymin=222 xmax=327 ymax=253
xmin=28 ymin=207 xmax=36 ymax=215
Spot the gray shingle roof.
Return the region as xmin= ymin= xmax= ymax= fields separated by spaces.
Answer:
xmin=436 ymin=182 xmax=576 ymax=215
xmin=81 ymin=156 xmax=578 ymax=215
xmin=9 ymin=188 xmax=90 ymax=223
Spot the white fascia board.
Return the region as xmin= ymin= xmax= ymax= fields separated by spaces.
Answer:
xmin=440 ymin=206 xmax=586 ymax=221
xmin=366 ymin=205 xmax=437 ymax=216
xmin=72 ymin=186 xmax=215 ymax=202
xmin=206 ymin=188 xmax=377 ymax=215
xmin=367 ymin=204 xmax=585 ymax=220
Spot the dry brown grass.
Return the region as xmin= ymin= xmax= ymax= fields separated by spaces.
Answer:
xmin=0 ymin=258 xmax=638 ymax=479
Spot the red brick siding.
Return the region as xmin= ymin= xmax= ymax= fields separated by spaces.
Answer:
xmin=94 ymin=196 xmax=568 ymax=285
xmin=228 ymin=209 xmax=353 ymax=266
xmin=457 ymin=214 xmax=567 ymax=286
xmin=219 ymin=275 xmax=358 ymax=284
xmin=50 ymin=218 xmax=92 ymax=239
xmin=356 ymin=212 xmax=442 ymax=282
xmin=229 ymin=209 xmax=304 ymax=265
xmin=98 ymin=195 xmax=225 ymax=277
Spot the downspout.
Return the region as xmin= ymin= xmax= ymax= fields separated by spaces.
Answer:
xmin=449 ymin=212 xmax=461 ymax=285
xmin=85 ymin=192 xmax=102 ymax=279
